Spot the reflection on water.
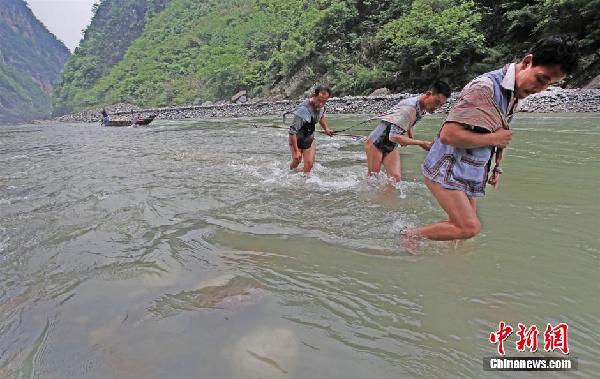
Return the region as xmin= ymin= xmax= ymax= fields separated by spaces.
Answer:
xmin=1 ymin=114 xmax=599 ymax=378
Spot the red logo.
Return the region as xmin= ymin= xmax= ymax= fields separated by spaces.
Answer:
xmin=490 ymin=322 xmax=569 ymax=355
xmin=489 ymin=322 xmax=513 ymax=356
xmin=516 ymin=323 xmax=539 ymax=352
xmin=544 ymin=323 xmax=569 ymax=354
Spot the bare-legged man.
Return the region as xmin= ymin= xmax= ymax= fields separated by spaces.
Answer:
xmin=289 ymin=85 xmax=333 ymax=174
xmin=365 ymin=81 xmax=450 ymax=184
xmin=410 ymin=35 xmax=579 ymax=242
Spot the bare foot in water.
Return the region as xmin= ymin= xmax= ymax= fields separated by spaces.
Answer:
xmin=378 ymin=179 xmax=397 ymax=194
xmin=369 ymin=179 xmax=401 ymax=208
xmin=401 ymin=229 xmax=427 ymax=255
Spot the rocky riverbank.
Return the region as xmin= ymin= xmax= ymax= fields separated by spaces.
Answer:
xmin=54 ymin=87 xmax=600 ymax=123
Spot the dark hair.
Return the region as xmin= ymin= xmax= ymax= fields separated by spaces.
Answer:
xmin=428 ymin=80 xmax=451 ymax=98
xmin=530 ymin=35 xmax=579 ymax=74
xmin=312 ymin=85 xmax=332 ymax=97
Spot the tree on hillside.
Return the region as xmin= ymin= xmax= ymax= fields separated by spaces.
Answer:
xmin=377 ymin=0 xmax=485 ymax=89
xmin=475 ymin=0 xmax=599 ymax=85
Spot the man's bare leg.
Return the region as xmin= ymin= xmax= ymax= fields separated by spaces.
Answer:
xmin=364 ymin=139 xmax=384 ymax=176
xmin=382 ymin=149 xmax=401 ymax=182
xmin=411 ymin=178 xmax=481 ymax=241
xmin=302 ymin=142 xmax=317 ymax=174
xmin=373 ymin=148 xmax=400 ymax=193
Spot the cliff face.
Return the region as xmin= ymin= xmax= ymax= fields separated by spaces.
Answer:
xmin=0 ymin=0 xmax=70 ymax=124
xmin=52 ymin=0 xmax=171 ymax=114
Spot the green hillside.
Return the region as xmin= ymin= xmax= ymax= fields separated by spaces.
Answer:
xmin=0 ymin=0 xmax=70 ymax=124
xmin=53 ymin=0 xmax=170 ymax=115
xmin=0 ymin=60 xmax=49 ymax=124
xmin=54 ymin=0 xmax=600 ymax=114
xmin=86 ymin=0 xmax=327 ymax=108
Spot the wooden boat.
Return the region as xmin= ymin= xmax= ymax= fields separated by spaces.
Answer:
xmin=136 ymin=114 xmax=157 ymax=125
xmin=102 ymin=114 xmax=157 ymax=127
xmin=103 ymin=120 xmax=132 ymax=127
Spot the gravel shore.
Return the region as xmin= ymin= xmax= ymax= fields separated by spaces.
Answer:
xmin=54 ymin=87 xmax=600 ymax=123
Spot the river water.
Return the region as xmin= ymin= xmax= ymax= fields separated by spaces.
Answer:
xmin=1 ymin=114 xmax=598 ymax=378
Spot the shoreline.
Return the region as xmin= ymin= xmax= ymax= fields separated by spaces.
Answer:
xmin=54 ymin=87 xmax=600 ymax=124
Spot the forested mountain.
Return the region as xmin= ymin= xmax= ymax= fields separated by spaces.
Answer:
xmin=53 ymin=0 xmax=600 ymax=114
xmin=53 ymin=0 xmax=170 ymax=115
xmin=0 ymin=0 xmax=70 ymax=124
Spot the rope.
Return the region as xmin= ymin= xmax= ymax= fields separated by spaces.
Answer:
xmin=253 ymin=123 xmax=365 ymax=140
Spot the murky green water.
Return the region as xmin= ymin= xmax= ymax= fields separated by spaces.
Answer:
xmin=1 ymin=113 xmax=598 ymax=378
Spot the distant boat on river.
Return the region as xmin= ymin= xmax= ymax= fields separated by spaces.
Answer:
xmin=102 ymin=114 xmax=157 ymax=127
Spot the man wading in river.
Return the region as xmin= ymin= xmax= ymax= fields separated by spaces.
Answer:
xmin=365 ymin=80 xmax=451 ymax=186
xmin=406 ymin=35 xmax=579 ymax=242
xmin=288 ymin=85 xmax=334 ymax=174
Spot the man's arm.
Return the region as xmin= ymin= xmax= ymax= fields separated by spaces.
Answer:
xmin=388 ymin=121 xmax=431 ymax=150
xmin=389 ymin=134 xmax=431 ymax=150
xmin=439 ymin=122 xmax=512 ymax=149
xmin=289 ymin=116 xmax=303 ymax=162
xmin=319 ymin=117 xmax=333 ymax=136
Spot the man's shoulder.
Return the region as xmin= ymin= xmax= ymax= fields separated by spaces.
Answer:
xmin=395 ymin=96 xmax=420 ymax=109
xmin=381 ymin=103 xmax=417 ymax=127
xmin=294 ymin=99 xmax=310 ymax=110
xmin=462 ymin=76 xmax=494 ymax=94
xmin=391 ymin=104 xmax=417 ymax=114
xmin=293 ymin=100 xmax=313 ymax=121
xmin=446 ymin=75 xmax=505 ymax=132
xmin=391 ymin=95 xmax=419 ymax=112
